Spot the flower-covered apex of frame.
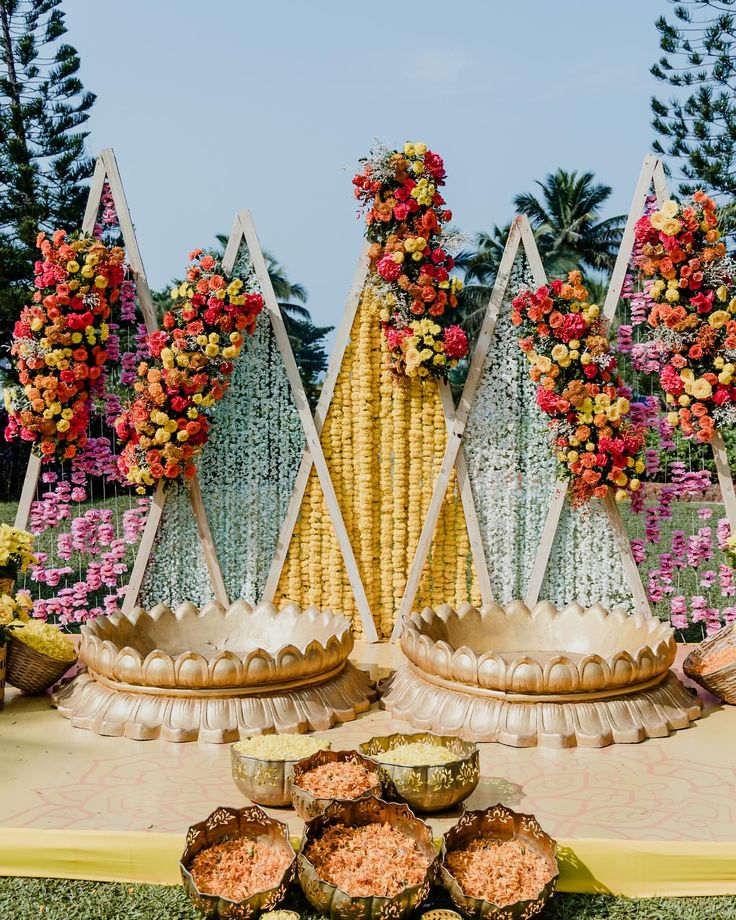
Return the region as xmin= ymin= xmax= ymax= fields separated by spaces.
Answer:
xmin=352 ymin=141 xmax=468 ymax=380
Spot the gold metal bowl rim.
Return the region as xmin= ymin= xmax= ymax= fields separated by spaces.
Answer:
xmin=298 ymin=795 xmax=438 ymax=906
xmin=290 ymin=749 xmax=383 ymax=813
xmin=438 ymin=804 xmax=559 ymax=913
xmin=358 ymin=731 xmax=479 ymax=769
xmin=179 ymin=804 xmax=297 ymax=907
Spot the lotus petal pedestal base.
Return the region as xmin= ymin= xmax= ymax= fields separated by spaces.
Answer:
xmin=54 ymin=661 xmax=376 ymax=743
xmin=381 ymin=665 xmax=702 ymax=748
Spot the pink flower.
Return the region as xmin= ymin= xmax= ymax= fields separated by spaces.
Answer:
xmin=377 ymin=255 xmax=402 ymax=282
xmin=443 ymin=324 xmax=468 ymax=359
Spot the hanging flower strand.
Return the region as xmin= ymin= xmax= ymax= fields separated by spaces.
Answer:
xmin=512 ymin=270 xmax=646 ymax=506
xmin=352 ymin=141 xmax=468 ymax=379
xmin=115 ymin=249 xmax=264 ymax=490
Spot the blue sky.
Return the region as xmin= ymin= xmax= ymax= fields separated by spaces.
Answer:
xmin=64 ymin=0 xmax=663 ymax=332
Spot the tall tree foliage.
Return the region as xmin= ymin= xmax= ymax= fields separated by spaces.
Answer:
xmin=651 ymin=0 xmax=736 ymax=196
xmin=0 ymin=0 xmax=94 ymax=359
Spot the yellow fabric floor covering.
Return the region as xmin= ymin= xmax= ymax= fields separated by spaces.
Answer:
xmin=1 ymin=828 xmax=736 ymax=896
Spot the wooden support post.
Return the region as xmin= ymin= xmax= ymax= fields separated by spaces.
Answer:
xmin=188 ymin=477 xmax=230 ymax=608
xmin=438 ymin=383 xmax=494 ymax=606
xmin=262 ymin=246 xmax=370 ymax=603
xmin=13 ymin=454 xmax=42 ymax=531
xmin=392 ymin=218 xmax=530 ymax=638
xmin=122 ymin=482 xmax=165 ymax=615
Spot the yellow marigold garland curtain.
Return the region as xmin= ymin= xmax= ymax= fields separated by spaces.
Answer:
xmin=275 ymin=285 xmax=480 ymax=638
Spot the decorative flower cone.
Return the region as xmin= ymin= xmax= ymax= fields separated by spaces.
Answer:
xmin=273 ymin=143 xmax=481 ymax=638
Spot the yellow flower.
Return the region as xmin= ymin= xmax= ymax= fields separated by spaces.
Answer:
xmin=535 ymin=355 xmax=552 ymax=373
xmin=665 ymin=288 xmax=680 ymax=303
xmin=66 ymin=260 xmax=80 ymax=273
xmin=709 ymin=310 xmax=729 ymax=329
xmin=691 ymin=378 xmax=713 ymax=400
xmin=661 ymin=218 xmax=682 ymax=236
xmin=717 ymin=285 xmax=729 ymax=303
xmin=650 ymin=211 xmax=665 ymax=229
xmin=661 ymin=199 xmax=679 ymax=219
xmin=551 ymin=344 xmax=568 ymax=362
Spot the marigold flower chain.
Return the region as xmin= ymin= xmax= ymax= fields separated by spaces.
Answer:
xmin=352 ymin=142 xmax=468 ymax=379
xmin=115 ymin=249 xmax=264 ymax=489
xmin=511 ymin=271 xmax=645 ymax=506
xmin=4 ymin=229 xmax=125 ymax=461
xmin=634 ymin=191 xmax=736 ymax=443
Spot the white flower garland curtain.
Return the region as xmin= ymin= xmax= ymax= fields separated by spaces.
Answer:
xmin=463 ymin=256 xmax=632 ymax=610
xmin=141 ymin=242 xmax=305 ymax=607
xmin=141 ymin=240 xmax=305 ymax=606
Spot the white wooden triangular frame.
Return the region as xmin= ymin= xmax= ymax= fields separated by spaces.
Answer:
xmin=13 ymin=149 xmax=232 ymax=612
xmin=393 ymin=205 xmax=655 ymax=639
xmin=263 ymin=250 xmax=492 ymax=641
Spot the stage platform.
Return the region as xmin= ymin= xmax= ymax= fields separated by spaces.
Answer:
xmin=1 ymin=642 xmax=735 ymax=896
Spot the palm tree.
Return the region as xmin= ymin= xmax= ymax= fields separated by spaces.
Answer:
xmin=455 ymin=170 xmax=625 ymax=348
xmin=513 ymin=169 xmax=625 ymax=276
xmin=454 ymin=224 xmax=512 ymax=343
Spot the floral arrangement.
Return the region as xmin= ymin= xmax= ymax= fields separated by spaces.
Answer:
xmin=0 ymin=525 xmax=36 ymax=578
xmin=115 ymin=249 xmax=264 ymax=489
xmin=352 ymin=141 xmax=468 ymax=379
xmin=511 ymin=271 xmax=645 ymax=506
xmin=8 ymin=619 xmax=76 ymax=661
xmin=635 ymin=191 xmax=735 ymax=443
xmin=4 ymin=230 xmax=125 ymax=461
xmin=0 ymin=590 xmax=32 ymax=644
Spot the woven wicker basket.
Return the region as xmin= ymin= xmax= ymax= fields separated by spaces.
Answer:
xmin=6 ymin=636 xmax=76 ymax=694
xmin=683 ymin=623 xmax=736 ymax=704
xmin=0 ymin=643 xmax=6 ymax=711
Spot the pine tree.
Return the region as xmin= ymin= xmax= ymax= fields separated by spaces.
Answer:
xmin=0 ymin=0 xmax=95 ymax=360
xmin=651 ymin=0 xmax=736 ymax=196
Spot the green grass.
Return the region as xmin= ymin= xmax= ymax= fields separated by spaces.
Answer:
xmin=0 ymin=879 xmax=735 ymax=920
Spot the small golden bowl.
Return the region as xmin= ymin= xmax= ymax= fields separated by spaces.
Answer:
xmin=359 ymin=731 xmax=479 ymax=813
xmin=180 ymin=804 xmax=296 ymax=919
xmin=439 ymin=805 xmax=559 ymax=919
xmin=231 ymin=736 xmax=331 ymax=807
xmin=291 ymin=749 xmax=383 ymax=819
xmin=298 ymin=796 xmax=438 ymax=920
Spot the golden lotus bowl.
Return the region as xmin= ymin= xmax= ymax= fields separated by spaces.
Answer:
xmin=54 ymin=600 xmax=375 ymax=742
xmin=439 ymin=805 xmax=559 ymax=920
xmin=402 ymin=601 xmax=676 ymax=694
xmin=382 ymin=601 xmax=702 ymax=747
xmin=290 ymin=749 xmax=383 ymax=819
xmin=180 ymin=805 xmax=296 ymax=919
xmin=81 ymin=599 xmax=353 ymax=690
xmin=359 ymin=732 xmax=479 ymax=814
xmin=298 ymin=796 xmax=438 ymax=920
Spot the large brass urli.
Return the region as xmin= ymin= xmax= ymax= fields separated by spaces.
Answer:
xmin=382 ymin=600 xmax=702 ymax=748
xmin=53 ymin=600 xmax=376 ymax=742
